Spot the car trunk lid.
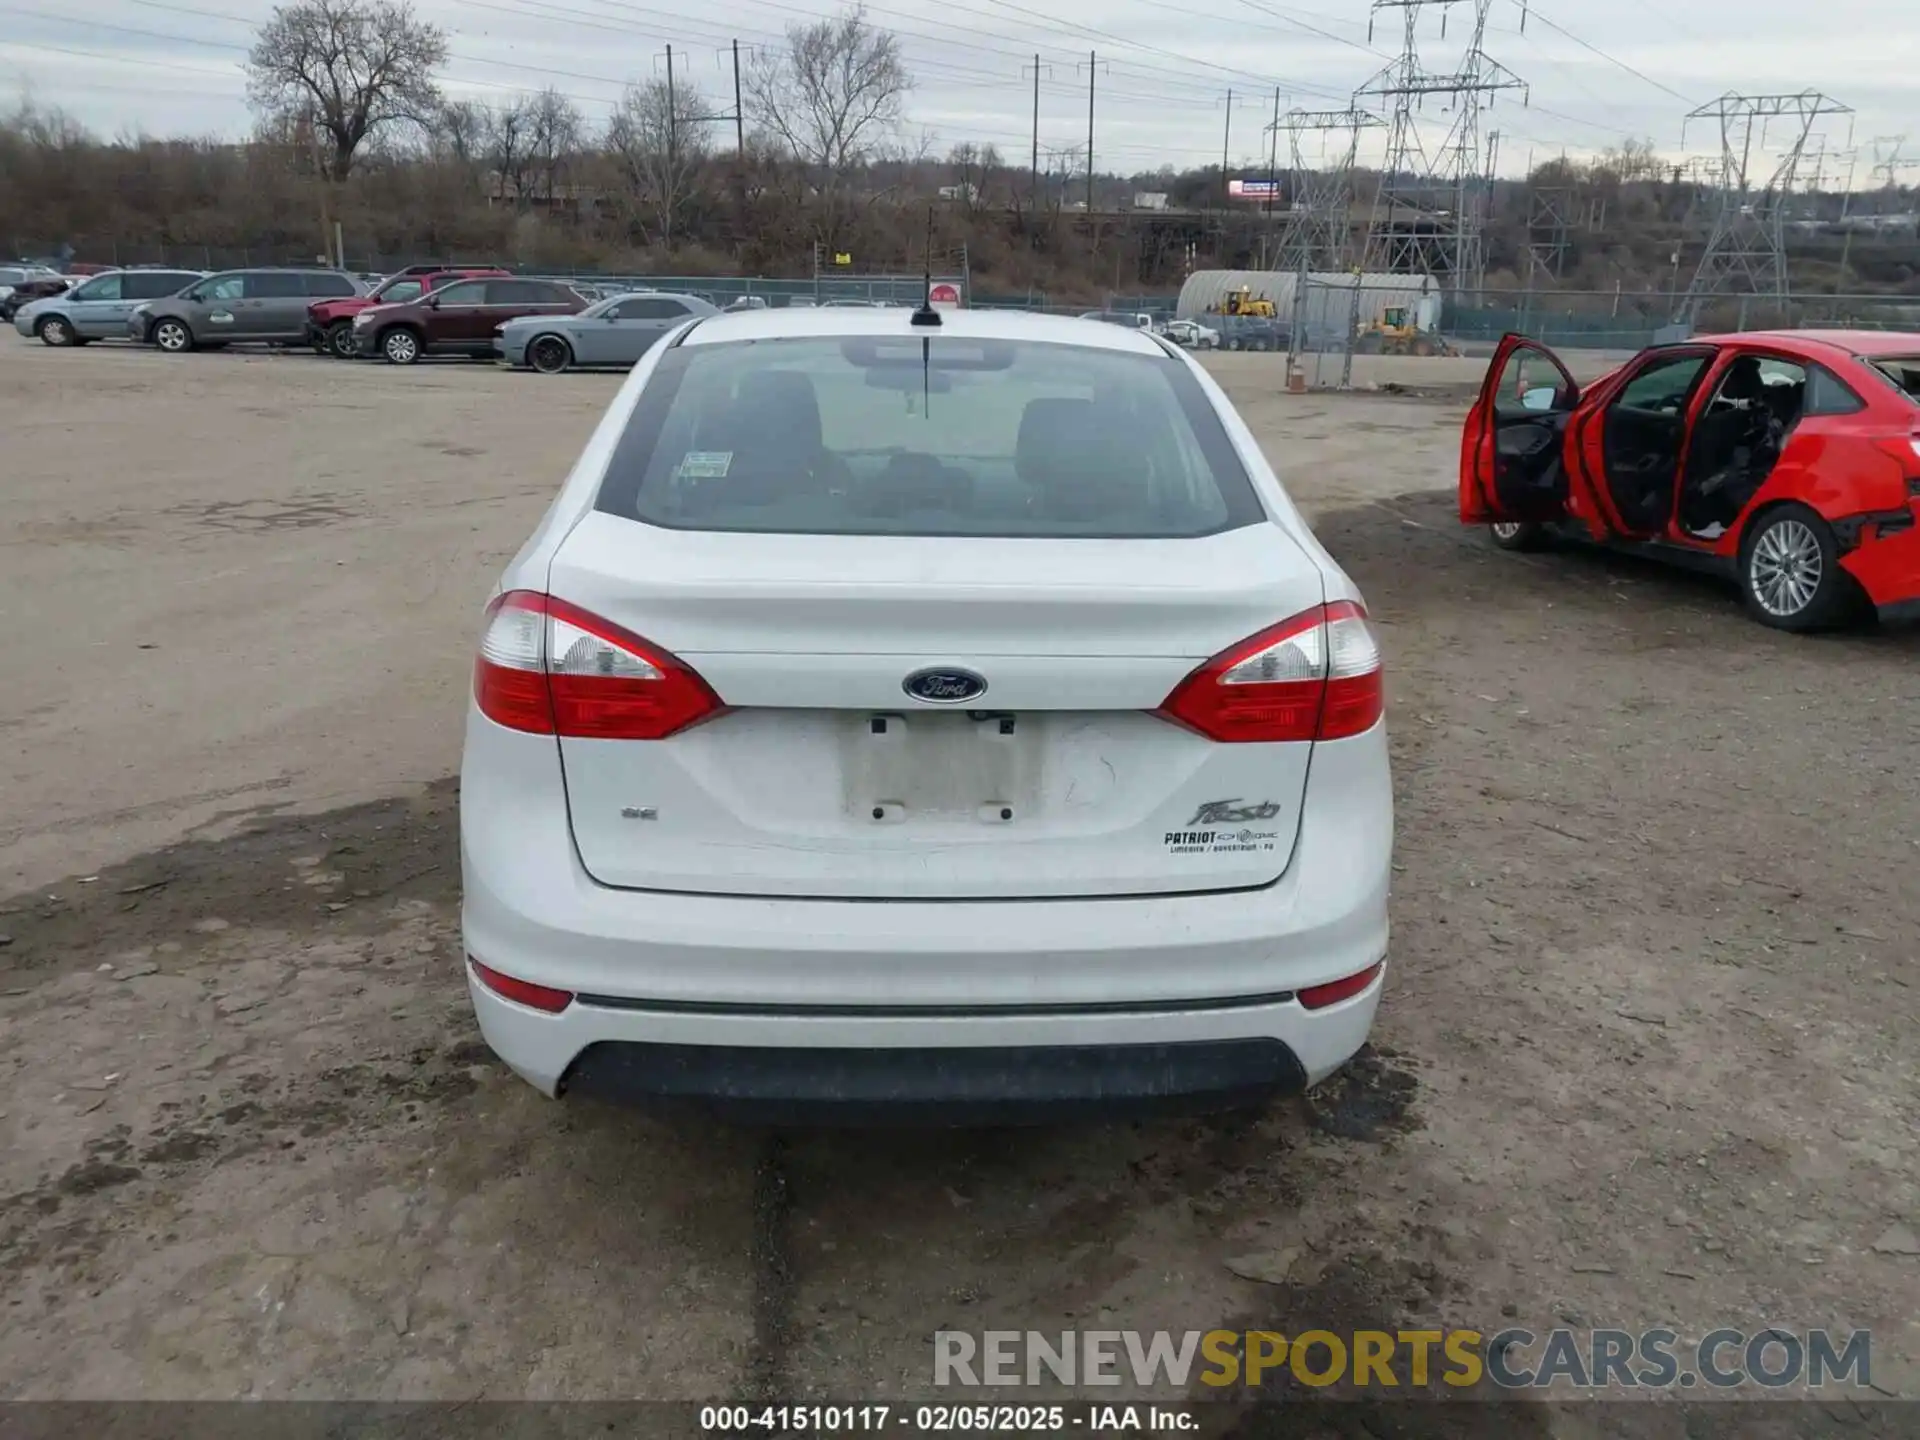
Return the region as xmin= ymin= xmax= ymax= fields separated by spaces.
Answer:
xmin=543 ymin=512 xmax=1326 ymax=899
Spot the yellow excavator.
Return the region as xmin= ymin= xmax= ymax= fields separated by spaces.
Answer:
xmin=1354 ymin=304 xmax=1456 ymax=357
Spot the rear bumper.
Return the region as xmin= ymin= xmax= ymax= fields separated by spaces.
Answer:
xmin=1838 ymin=507 xmax=1920 ymax=614
xmin=459 ymin=707 xmax=1393 ymax=1112
xmin=484 ymin=990 xmax=1365 ymax=1124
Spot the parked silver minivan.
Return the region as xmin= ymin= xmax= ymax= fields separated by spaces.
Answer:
xmin=13 ymin=269 xmax=205 ymax=346
xmin=129 ymin=268 xmax=364 ymax=352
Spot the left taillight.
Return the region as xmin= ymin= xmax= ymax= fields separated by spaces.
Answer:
xmin=473 ymin=589 xmax=725 ymax=740
xmin=1156 ymin=601 xmax=1383 ymax=743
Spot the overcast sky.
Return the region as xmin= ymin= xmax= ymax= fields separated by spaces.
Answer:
xmin=0 ymin=0 xmax=1911 ymax=182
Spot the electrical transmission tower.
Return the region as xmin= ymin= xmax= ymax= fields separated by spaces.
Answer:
xmin=1677 ymin=91 xmax=1852 ymax=320
xmin=1867 ymin=135 xmax=1918 ymax=215
xmin=1273 ymin=107 xmax=1384 ymax=272
xmin=1520 ymin=151 xmax=1590 ymax=282
xmin=1870 ymin=135 xmax=1909 ymax=189
xmin=1356 ymin=0 xmax=1525 ymax=290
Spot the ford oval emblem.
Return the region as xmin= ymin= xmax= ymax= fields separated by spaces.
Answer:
xmin=903 ymin=667 xmax=987 ymax=704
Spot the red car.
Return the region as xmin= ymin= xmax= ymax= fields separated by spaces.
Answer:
xmin=306 ymin=266 xmax=507 ymax=358
xmin=1461 ymin=330 xmax=1920 ymax=630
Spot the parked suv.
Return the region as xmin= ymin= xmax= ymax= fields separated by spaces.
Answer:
xmin=308 ymin=266 xmax=508 ymax=358
xmin=130 ymin=268 xmax=365 ymax=352
xmin=14 ymin=268 xmax=204 ymax=346
xmin=352 ymin=276 xmax=586 ymax=364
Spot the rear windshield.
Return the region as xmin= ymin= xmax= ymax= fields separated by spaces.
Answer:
xmin=1868 ymin=356 xmax=1920 ymax=402
xmin=593 ymin=335 xmax=1263 ymax=538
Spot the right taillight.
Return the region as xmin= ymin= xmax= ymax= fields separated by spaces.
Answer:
xmin=473 ymin=590 xmax=725 ymax=740
xmin=1156 ymin=601 xmax=1383 ymax=743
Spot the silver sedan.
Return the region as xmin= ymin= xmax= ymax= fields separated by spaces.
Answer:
xmin=496 ymin=291 xmax=719 ymax=373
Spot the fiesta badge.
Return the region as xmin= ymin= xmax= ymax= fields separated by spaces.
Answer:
xmin=903 ymin=667 xmax=987 ymax=704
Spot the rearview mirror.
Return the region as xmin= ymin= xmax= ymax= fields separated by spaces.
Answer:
xmin=426 ymin=296 xmax=442 ymax=309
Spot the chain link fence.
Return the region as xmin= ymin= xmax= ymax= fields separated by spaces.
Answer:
xmin=1270 ymin=284 xmax=1920 ymax=392
xmin=1443 ymin=288 xmax=1920 ymax=351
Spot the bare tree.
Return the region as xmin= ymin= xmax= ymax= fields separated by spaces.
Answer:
xmin=434 ymin=99 xmax=486 ymax=169
xmin=744 ymin=6 xmax=909 ymax=216
xmin=245 ymin=0 xmax=446 ymax=182
xmin=526 ymin=86 xmax=584 ymax=206
xmin=606 ymin=79 xmax=712 ymax=248
xmin=481 ymin=96 xmax=532 ymax=204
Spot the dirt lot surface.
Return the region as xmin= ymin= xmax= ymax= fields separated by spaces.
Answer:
xmin=1 ymin=340 xmax=1916 ymax=1421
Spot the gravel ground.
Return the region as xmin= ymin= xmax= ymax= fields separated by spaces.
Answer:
xmin=0 ymin=340 xmax=1914 ymax=1419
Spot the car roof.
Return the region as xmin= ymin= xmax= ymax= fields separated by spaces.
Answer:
xmin=680 ymin=306 xmax=1168 ymax=354
xmin=1705 ymin=329 xmax=1920 ymax=359
xmin=203 ymin=266 xmax=349 ymax=277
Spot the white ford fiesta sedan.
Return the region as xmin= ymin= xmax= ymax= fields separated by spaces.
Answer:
xmin=460 ymin=304 xmax=1392 ymax=1122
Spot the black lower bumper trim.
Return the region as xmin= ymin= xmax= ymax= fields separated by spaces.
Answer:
xmin=573 ymin=988 xmax=1298 ymax=1017
xmin=1877 ymin=598 xmax=1920 ymax=626
xmin=560 ymin=1038 xmax=1308 ymax=1126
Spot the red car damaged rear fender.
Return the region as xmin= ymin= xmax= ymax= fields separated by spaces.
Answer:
xmin=1837 ymin=514 xmax=1920 ymax=610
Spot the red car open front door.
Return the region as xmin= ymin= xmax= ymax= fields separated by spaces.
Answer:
xmin=1459 ymin=333 xmax=1582 ymax=524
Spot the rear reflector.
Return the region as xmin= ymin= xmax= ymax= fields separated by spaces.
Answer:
xmin=470 ymin=958 xmax=575 ymax=1013
xmin=1298 ymin=961 xmax=1383 ymax=1011
xmin=1156 ymin=600 xmax=1384 ymax=743
xmin=473 ymin=590 xmax=725 ymax=740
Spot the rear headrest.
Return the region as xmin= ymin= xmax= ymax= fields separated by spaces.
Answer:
xmin=1721 ymin=356 xmax=1765 ymax=401
xmin=1014 ymin=396 xmax=1153 ymax=520
xmin=736 ymin=369 xmax=822 ymax=452
xmin=1014 ymin=398 xmax=1096 ymax=486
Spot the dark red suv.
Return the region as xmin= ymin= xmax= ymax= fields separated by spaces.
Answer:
xmin=351 ymin=276 xmax=587 ymax=365
xmin=307 ymin=267 xmax=507 ymax=358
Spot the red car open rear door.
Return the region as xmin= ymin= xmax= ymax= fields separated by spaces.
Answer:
xmin=1560 ymin=345 xmax=1719 ymax=542
xmin=1460 ymin=333 xmax=1582 ymax=524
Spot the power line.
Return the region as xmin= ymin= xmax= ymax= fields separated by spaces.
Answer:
xmin=0 ymin=4 xmax=247 ymax=51
xmin=1512 ymin=0 xmax=1694 ymax=105
xmin=0 ymin=35 xmax=240 ymax=79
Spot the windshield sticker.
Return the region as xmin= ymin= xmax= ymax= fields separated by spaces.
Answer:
xmin=677 ymin=451 xmax=733 ymax=480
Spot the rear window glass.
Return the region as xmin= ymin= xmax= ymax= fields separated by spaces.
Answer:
xmin=1869 ymin=356 xmax=1920 ymax=402
xmin=306 ymin=272 xmax=357 ymax=296
xmin=594 ymin=336 xmax=1264 ymax=538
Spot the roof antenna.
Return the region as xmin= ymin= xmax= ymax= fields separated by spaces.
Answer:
xmin=910 ymin=205 xmax=942 ymax=328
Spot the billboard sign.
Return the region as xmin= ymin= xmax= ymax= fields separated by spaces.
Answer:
xmin=1227 ymin=178 xmax=1283 ymax=202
